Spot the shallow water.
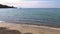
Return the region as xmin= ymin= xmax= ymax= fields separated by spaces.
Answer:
xmin=0 ymin=8 xmax=60 ymax=26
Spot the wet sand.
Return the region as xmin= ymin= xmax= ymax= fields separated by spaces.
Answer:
xmin=0 ymin=22 xmax=60 ymax=34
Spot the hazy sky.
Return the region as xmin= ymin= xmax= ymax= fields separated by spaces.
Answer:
xmin=0 ymin=0 xmax=60 ymax=8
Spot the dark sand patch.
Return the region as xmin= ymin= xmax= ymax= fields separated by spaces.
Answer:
xmin=24 ymin=33 xmax=32 ymax=34
xmin=0 ymin=27 xmax=22 ymax=34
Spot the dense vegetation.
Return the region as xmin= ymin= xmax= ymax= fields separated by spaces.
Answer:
xmin=0 ymin=4 xmax=15 ymax=8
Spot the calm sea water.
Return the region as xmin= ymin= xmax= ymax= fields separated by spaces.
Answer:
xmin=0 ymin=8 xmax=60 ymax=26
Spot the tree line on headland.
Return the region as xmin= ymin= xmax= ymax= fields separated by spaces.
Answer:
xmin=0 ymin=4 xmax=15 ymax=8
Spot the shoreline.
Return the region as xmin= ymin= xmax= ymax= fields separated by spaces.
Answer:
xmin=0 ymin=21 xmax=60 ymax=34
xmin=0 ymin=21 xmax=60 ymax=30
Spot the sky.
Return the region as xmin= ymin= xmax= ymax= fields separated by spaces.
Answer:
xmin=0 ymin=0 xmax=60 ymax=8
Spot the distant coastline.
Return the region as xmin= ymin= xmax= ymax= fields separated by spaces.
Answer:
xmin=0 ymin=4 xmax=15 ymax=8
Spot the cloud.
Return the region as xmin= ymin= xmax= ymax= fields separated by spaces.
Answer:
xmin=0 ymin=0 xmax=20 ymax=7
xmin=22 ymin=0 xmax=57 ymax=1
xmin=20 ymin=1 xmax=55 ymax=8
xmin=19 ymin=0 xmax=60 ymax=8
xmin=0 ymin=0 xmax=19 ymax=4
xmin=0 ymin=0 xmax=59 ymax=8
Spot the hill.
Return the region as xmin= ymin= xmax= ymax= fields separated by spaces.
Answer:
xmin=0 ymin=4 xmax=15 ymax=8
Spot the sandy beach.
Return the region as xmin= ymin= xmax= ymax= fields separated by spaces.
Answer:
xmin=0 ymin=22 xmax=60 ymax=34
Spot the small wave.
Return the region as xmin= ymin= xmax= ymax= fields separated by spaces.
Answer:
xmin=0 ymin=21 xmax=5 ymax=22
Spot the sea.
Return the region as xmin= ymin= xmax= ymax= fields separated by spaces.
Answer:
xmin=0 ymin=8 xmax=60 ymax=26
